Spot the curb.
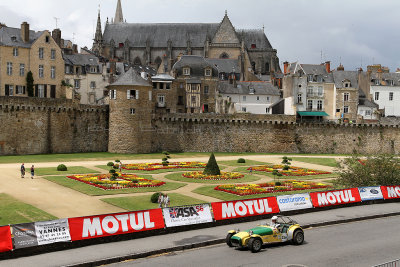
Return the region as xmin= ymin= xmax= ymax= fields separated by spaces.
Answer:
xmin=65 ymin=211 xmax=400 ymax=267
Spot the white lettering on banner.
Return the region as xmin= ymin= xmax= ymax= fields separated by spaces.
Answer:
xmin=222 ymin=199 xmax=272 ymax=218
xmin=317 ymin=190 xmax=356 ymax=206
xmin=387 ymin=187 xmax=400 ymax=198
xmin=82 ymin=212 xmax=154 ymax=238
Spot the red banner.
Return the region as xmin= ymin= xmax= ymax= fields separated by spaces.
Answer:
xmin=0 ymin=226 xmax=12 ymax=253
xmin=68 ymin=209 xmax=165 ymax=241
xmin=310 ymin=188 xmax=361 ymax=208
xmin=212 ymin=197 xmax=279 ymax=221
xmin=381 ymin=186 xmax=400 ymax=200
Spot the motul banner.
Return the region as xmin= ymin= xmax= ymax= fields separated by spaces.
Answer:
xmin=381 ymin=186 xmax=400 ymax=200
xmin=310 ymin=188 xmax=361 ymax=208
xmin=212 ymin=197 xmax=279 ymax=221
xmin=277 ymin=193 xmax=313 ymax=212
xmin=68 ymin=209 xmax=165 ymax=241
xmin=0 ymin=226 xmax=12 ymax=253
xmin=358 ymin=187 xmax=384 ymax=201
xmin=163 ymin=204 xmax=213 ymax=227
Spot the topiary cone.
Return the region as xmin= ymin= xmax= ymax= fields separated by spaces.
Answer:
xmin=203 ymin=153 xmax=221 ymax=175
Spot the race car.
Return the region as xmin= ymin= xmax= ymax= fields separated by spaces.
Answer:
xmin=226 ymin=215 xmax=304 ymax=253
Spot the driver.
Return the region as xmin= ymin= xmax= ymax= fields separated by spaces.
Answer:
xmin=270 ymin=216 xmax=280 ymax=229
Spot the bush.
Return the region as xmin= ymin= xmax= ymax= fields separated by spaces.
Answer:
xmin=283 ymin=165 xmax=290 ymax=170
xmin=107 ymin=162 xmax=114 ymax=166
xmin=113 ymin=165 xmax=118 ymax=169
xmin=275 ymin=181 xmax=282 ymax=186
xmin=57 ymin=164 xmax=67 ymax=171
xmin=151 ymin=192 xmax=162 ymax=203
xmin=203 ymin=153 xmax=221 ymax=176
xmin=237 ymin=158 xmax=246 ymax=163
xmin=115 ymin=159 xmax=120 ymax=162
xmin=109 ymin=169 xmax=116 ymax=174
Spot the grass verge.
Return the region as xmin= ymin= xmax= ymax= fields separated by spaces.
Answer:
xmin=164 ymin=172 xmax=261 ymax=184
xmin=232 ymin=167 xmax=338 ymax=180
xmin=291 ymin=157 xmax=338 ymax=167
xmin=95 ymin=165 xmax=204 ymax=174
xmin=35 ymin=166 xmax=100 ymax=176
xmin=218 ymin=159 xmax=269 ymax=167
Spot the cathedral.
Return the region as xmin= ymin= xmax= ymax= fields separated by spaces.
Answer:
xmin=92 ymin=0 xmax=281 ymax=81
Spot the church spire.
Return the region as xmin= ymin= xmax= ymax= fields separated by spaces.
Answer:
xmin=114 ymin=0 xmax=124 ymax=24
xmin=92 ymin=8 xmax=103 ymax=55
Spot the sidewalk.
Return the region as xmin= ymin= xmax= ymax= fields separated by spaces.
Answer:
xmin=1 ymin=202 xmax=399 ymax=267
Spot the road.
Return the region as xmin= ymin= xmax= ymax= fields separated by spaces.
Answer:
xmin=110 ymin=216 xmax=400 ymax=267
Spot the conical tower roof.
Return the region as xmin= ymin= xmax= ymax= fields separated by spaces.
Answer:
xmin=110 ymin=68 xmax=151 ymax=87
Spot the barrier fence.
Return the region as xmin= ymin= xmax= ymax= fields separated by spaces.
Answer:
xmin=0 ymin=185 xmax=399 ymax=253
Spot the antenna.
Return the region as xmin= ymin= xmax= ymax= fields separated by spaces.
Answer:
xmin=54 ymin=17 xmax=60 ymax=29
xmin=72 ymin=32 xmax=76 ymax=44
xmin=320 ymin=50 xmax=323 ymax=63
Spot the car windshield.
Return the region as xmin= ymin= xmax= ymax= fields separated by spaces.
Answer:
xmin=277 ymin=216 xmax=297 ymax=225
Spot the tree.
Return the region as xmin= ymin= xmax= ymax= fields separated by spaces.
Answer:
xmin=282 ymin=156 xmax=292 ymax=171
xmin=26 ymin=71 xmax=34 ymax=97
xmin=337 ymin=154 xmax=400 ymax=187
xmin=162 ymin=151 xmax=171 ymax=166
xmin=203 ymin=153 xmax=221 ymax=176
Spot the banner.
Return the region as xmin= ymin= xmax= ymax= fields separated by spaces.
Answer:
xmin=35 ymin=219 xmax=71 ymax=245
xmin=0 ymin=226 xmax=12 ymax=253
xmin=12 ymin=223 xmax=38 ymax=249
xmin=358 ymin=187 xmax=384 ymax=201
xmin=163 ymin=204 xmax=213 ymax=227
xmin=68 ymin=209 xmax=165 ymax=241
xmin=277 ymin=193 xmax=313 ymax=212
xmin=212 ymin=197 xmax=279 ymax=221
xmin=310 ymin=188 xmax=361 ymax=208
xmin=381 ymin=186 xmax=400 ymax=200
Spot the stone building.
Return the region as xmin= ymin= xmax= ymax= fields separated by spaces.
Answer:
xmin=0 ymin=22 xmax=65 ymax=98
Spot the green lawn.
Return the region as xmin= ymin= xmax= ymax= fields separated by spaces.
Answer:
xmin=0 ymin=193 xmax=57 ymax=226
xmin=102 ymin=193 xmax=207 ymax=211
xmin=95 ymin=165 xmax=204 ymax=174
xmin=43 ymin=176 xmax=186 ymax=196
xmin=164 ymin=172 xmax=261 ymax=184
xmin=218 ymin=159 xmax=269 ymax=167
xmin=35 ymin=166 xmax=100 ymax=176
xmin=291 ymin=157 xmax=338 ymax=167
xmin=232 ymin=167 xmax=338 ymax=180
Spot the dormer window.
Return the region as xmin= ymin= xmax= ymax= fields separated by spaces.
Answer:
xmin=249 ymin=87 xmax=255 ymax=94
xmin=183 ymin=67 xmax=190 ymax=76
xmin=307 ymin=74 xmax=313 ymax=82
xmin=388 ymin=80 xmax=394 ymax=86
xmin=374 ymin=79 xmax=380 ymax=85
xmin=343 ymin=81 xmax=351 ymax=88
xmin=317 ymin=76 xmax=323 ymax=83
xmin=11 ymin=36 xmax=17 ymax=42
xmin=205 ymin=68 xmax=212 ymax=77
xmin=119 ymin=43 xmax=124 ymax=48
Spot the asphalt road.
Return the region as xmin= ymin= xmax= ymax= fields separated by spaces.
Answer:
xmin=110 ymin=216 xmax=400 ymax=267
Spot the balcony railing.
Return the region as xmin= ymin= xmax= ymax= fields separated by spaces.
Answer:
xmin=306 ymin=93 xmax=324 ymax=98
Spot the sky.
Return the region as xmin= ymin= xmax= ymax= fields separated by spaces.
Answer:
xmin=1 ymin=0 xmax=399 ymax=72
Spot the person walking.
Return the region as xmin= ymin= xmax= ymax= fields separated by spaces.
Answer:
xmin=164 ymin=193 xmax=170 ymax=208
xmin=249 ymin=167 xmax=253 ymax=175
xmin=20 ymin=163 xmax=25 ymax=178
xmin=119 ymin=161 xmax=122 ymax=172
xmin=30 ymin=165 xmax=35 ymax=179
xmin=158 ymin=193 xmax=164 ymax=208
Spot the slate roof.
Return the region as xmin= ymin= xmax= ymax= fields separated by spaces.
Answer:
xmin=206 ymin=58 xmax=239 ymax=73
xmin=0 ymin=26 xmax=43 ymax=48
xmin=238 ymin=29 xmax=272 ymax=49
xmin=299 ymin=64 xmax=334 ymax=83
xmin=64 ymin=54 xmax=99 ymax=66
xmin=359 ymin=98 xmax=379 ymax=108
xmin=332 ymin=70 xmax=359 ymax=89
xmin=110 ymin=67 xmax=151 ymax=86
xmin=151 ymin=73 xmax=175 ymax=81
xmin=370 ymin=72 xmax=400 ymax=86
xmin=173 ymin=55 xmax=218 ymax=77
xmin=219 ymin=81 xmax=280 ymax=96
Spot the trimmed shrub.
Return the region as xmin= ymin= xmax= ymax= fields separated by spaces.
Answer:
xmin=237 ymin=158 xmax=246 ymax=163
xmin=107 ymin=162 xmax=114 ymax=166
xmin=115 ymin=159 xmax=120 ymax=162
xmin=57 ymin=164 xmax=67 ymax=171
xmin=151 ymin=192 xmax=162 ymax=203
xmin=275 ymin=181 xmax=282 ymax=186
xmin=113 ymin=165 xmax=118 ymax=169
xmin=203 ymin=153 xmax=221 ymax=176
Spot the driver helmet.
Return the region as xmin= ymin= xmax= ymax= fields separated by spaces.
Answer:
xmin=271 ymin=216 xmax=278 ymax=222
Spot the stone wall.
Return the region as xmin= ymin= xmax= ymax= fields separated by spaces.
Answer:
xmin=0 ymin=96 xmax=108 ymax=155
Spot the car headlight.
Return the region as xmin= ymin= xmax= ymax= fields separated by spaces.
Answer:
xmin=249 ymin=230 xmax=253 ymax=235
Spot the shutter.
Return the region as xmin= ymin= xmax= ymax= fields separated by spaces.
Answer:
xmin=149 ymin=91 xmax=152 ymax=101
xmin=44 ymin=85 xmax=47 ymax=98
xmin=109 ymin=90 xmax=112 ymax=99
xmin=127 ymin=89 xmax=130 ymax=99
xmin=136 ymin=90 xmax=139 ymax=100
xmin=5 ymin=85 xmax=9 ymax=96
xmin=35 ymin=85 xmax=38 ymax=97
xmin=23 ymin=86 xmax=26 ymax=94
xmin=113 ymin=90 xmax=117 ymax=99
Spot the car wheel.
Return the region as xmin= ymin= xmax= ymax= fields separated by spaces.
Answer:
xmin=248 ymin=237 xmax=262 ymax=253
xmin=292 ymin=230 xmax=304 ymax=245
xmin=226 ymin=233 xmax=234 ymax=247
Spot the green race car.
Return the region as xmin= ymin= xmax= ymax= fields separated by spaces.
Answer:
xmin=226 ymin=215 xmax=304 ymax=253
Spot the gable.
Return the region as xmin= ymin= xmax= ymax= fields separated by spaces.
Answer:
xmin=212 ymin=14 xmax=240 ymax=44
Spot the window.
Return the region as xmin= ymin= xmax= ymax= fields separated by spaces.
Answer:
xmin=205 ymin=69 xmax=212 ymax=76
xmin=374 ymin=79 xmax=380 ymax=85
xmin=51 ymin=49 xmax=56 ymax=60
xmin=317 ymin=76 xmax=323 ymax=83
xmin=249 ymin=87 xmax=255 ymax=94
xmin=8 ymin=85 xmax=14 ymax=96
xmin=51 ymin=66 xmax=56 ymax=79
xmin=166 ymin=83 xmax=171 ymax=90
xmin=365 ymin=110 xmax=371 ymax=116
xmin=191 ymin=96 xmax=196 ymax=104
xmin=375 ymin=92 xmax=379 ymax=101
xmin=45 ymin=36 xmax=50 ymax=43
xmin=20 ymin=64 xmax=25 ymax=76
xmin=389 ymin=92 xmax=394 ymax=101
xmin=388 ymin=80 xmax=394 ymax=86
xmin=16 ymin=85 xmax=25 ymax=94
xmin=257 ymin=96 xmax=260 ymax=101
xmin=343 ymin=106 xmax=349 ymax=114
xmin=317 ymin=100 xmax=323 ymax=111
xmin=243 ymin=96 xmax=246 ymax=101
xmin=65 ymin=65 xmax=71 ymax=74
xmin=39 ymin=65 xmax=44 ymax=78
xmin=242 ymin=107 xmax=247 ymax=112
xmin=266 ymin=96 xmax=270 ymax=103
xmin=266 ymin=107 xmax=270 ymax=114
xmin=109 ymin=90 xmax=116 ymax=99
xmin=74 ymin=79 xmax=80 ymax=89
xmin=344 ymin=92 xmax=349 ymax=102
xmin=90 ymin=81 xmax=96 ymax=89
xmin=344 ymin=83 xmax=349 ymax=88
xmin=307 ymin=86 xmax=313 ymax=96
xmin=90 ymin=66 xmax=97 ymax=73
xmin=127 ymin=90 xmax=138 ymax=99
xmin=130 ymin=108 xmax=136 ymax=115
xmin=158 ymin=95 xmax=165 ymax=105
xmin=183 ymin=67 xmax=190 ymax=75
xmin=13 ymin=47 xmax=18 ymax=57
xmin=204 ymin=86 xmax=209 ymax=94
xmin=297 ymin=93 xmax=302 ymax=104
xmin=7 ymin=62 xmax=12 ymax=76
xmin=307 ymin=100 xmax=313 ymax=110
xmin=38 ymin=84 xmax=44 ymax=98
xmin=178 ymin=96 xmax=184 ymax=105
xmin=39 ymin=48 xmax=44 ymax=59
xmin=148 ymin=91 xmax=152 ymax=101
xmin=307 ymin=74 xmax=313 ymax=82
xmin=318 ymin=86 xmax=323 ymax=96
xmin=179 ymin=83 xmax=184 ymax=89
xmin=336 ymin=109 xmax=340 ymax=113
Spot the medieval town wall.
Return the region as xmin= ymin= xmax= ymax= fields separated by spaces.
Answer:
xmin=0 ymin=96 xmax=108 ymax=155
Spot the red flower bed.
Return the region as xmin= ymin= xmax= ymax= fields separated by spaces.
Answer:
xmin=248 ymin=165 xmax=331 ymax=176
xmin=123 ymin=162 xmax=206 ymax=171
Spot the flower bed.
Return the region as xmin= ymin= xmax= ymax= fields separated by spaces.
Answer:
xmin=248 ymin=165 xmax=331 ymax=176
xmin=67 ymin=173 xmax=165 ymax=190
xmin=182 ymin=171 xmax=244 ymax=180
xmin=123 ymin=162 xmax=206 ymax=171
xmin=215 ymin=180 xmax=331 ymax=196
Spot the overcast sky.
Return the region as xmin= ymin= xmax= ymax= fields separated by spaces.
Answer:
xmin=1 ymin=0 xmax=399 ymax=72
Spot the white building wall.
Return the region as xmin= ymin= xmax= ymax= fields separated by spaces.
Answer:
xmin=221 ymin=94 xmax=280 ymax=114
xmin=370 ymin=86 xmax=400 ymax=116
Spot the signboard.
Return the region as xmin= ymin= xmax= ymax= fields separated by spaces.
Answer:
xmin=12 ymin=223 xmax=38 ymax=249
xmin=310 ymin=188 xmax=361 ymax=208
xmin=381 ymin=186 xmax=400 ymax=200
xmin=0 ymin=226 xmax=12 ymax=253
xmin=35 ymin=219 xmax=71 ymax=245
xmin=163 ymin=204 xmax=213 ymax=227
xmin=68 ymin=209 xmax=165 ymax=241
xmin=358 ymin=187 xmax=383 ymax=201
xmin=277 ymin=193 xmax=313 ymax=212
xmin=211 ymin=197 xmax=279 ymax=221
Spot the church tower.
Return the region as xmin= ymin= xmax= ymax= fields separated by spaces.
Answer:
xmin=92 ymin=9 xmax=103 ymax=55
xmin=114 ymin=0 xmax=124 ymax=24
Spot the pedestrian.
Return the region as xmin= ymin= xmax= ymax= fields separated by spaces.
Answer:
xmin=30 ymin=165 xmax=35 ymax=179
xmin=20 ymin=163 xmax=25 ymax=178
xmin=119 ymin=161 xmax=122 ymax=172
xmin=164 ymin=193 xmax=170 ymax=208
xmin=158 ymin=193 xmax=164 ymax=208
xmin=249 ymin=167 xmax=253 ymax=175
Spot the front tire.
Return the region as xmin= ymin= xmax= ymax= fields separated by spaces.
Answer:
xmin=226 ymin=233 xmax=234 ymax=247
xmin=248 ymin=238 xmax=263 ymax=253
xmin=292 ymin=230 xmax=304 ymax=245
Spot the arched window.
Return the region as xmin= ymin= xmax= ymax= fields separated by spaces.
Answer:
xmin=133 ymin=57 xmax=142 ymax=66
xmin=220 ymin=52 xmax=229 ymax=59
xmin=154 ymin=57 xmax=162 ymax=69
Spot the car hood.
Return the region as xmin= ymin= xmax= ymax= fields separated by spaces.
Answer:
xmin=233 ymin=226 xmax=273 ymax=239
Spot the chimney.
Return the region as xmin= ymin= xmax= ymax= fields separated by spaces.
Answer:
xmin=325 ymin=61 xmax=331 ymax=73
xmin=52 ymin=28 xmax=62 ymax=47
xmin=72 ymin=44 xmax=78 ymax=54
xmin=283 ymin=61 xmax=289 ymax=75
xmin=21 ymin=22 xmax=30 ymax=43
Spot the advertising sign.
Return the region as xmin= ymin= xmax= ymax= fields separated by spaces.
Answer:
xmin=381 ymin=186 xmax=400 ymax=200
xmin=0 ymin=226 xmax=12 ymax=253
xmin=277 ymin=193 xmax=313 ymax=212
xmin=310 ymin=188 xmax=361 ymax=208
xmin=211 ymin=197 xmax=279 ymax=221
xmin=358 ymin=187 xmax=384 ymax=201
xmin=163 ymin=204 xmax=213 ymax=227
xmin=35 ymin=219 xmax=71 ymax=245
xmin=12 ymin=223 xmax=38 ymax=249
xmin=68 ymin=209 xmax=165 ymax=241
